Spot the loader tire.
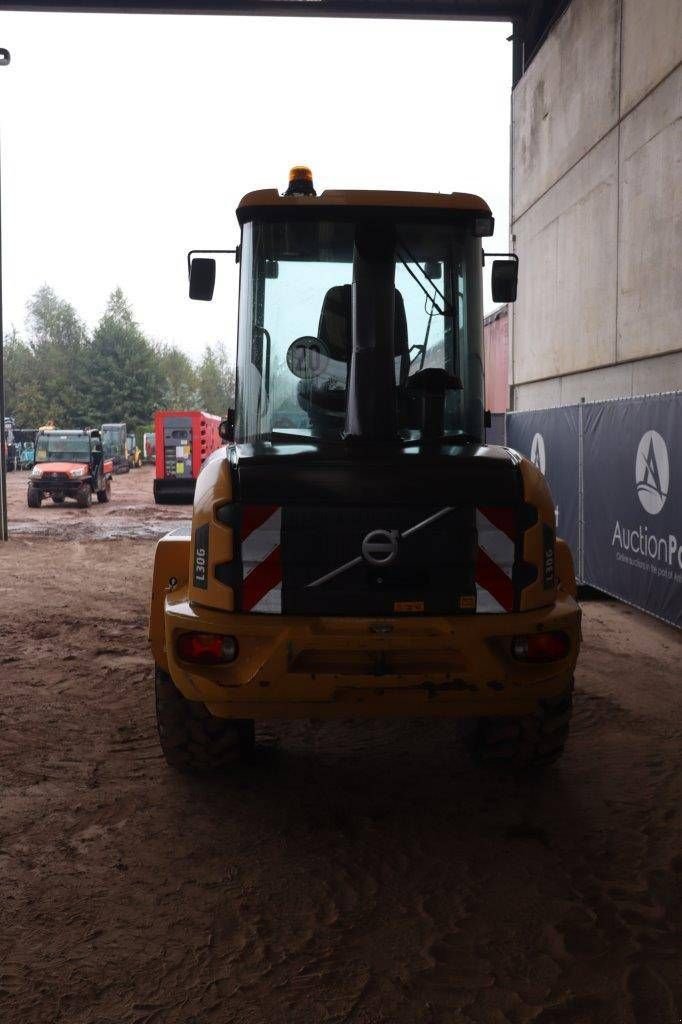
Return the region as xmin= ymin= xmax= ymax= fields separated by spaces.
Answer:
xmin=154 ymin=666 xmax=255 ymax=774
xmin=27 ymin=486 xmax=42 ymax=508
xmin=469 ymin=683 xmax=573 ymax=770
xmin=97 ymin=479 xmax=111 ymax=503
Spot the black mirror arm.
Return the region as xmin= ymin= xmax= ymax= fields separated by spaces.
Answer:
xmin=186 ymin=248 xmax=239 ymax=275
xmin=482 ymin=251 xmax=518 ymax=266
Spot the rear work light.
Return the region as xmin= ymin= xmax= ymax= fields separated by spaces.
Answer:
xmin=512 ymin=631 xmax=570 ymax=663
xmin=176 ymin=632 xmax=238 ymax=665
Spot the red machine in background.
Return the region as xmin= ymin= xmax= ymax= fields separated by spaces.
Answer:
xmin=142 ymin=431 xmax=156 ymax=464
xmin=153 ymin=410 xmax=224 ymax=504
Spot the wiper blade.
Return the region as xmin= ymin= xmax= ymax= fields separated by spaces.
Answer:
xmin=396 ymin=237 xmax=454 ymax=318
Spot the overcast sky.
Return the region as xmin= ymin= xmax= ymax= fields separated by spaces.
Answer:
xmin=0 ymin=11 xmax=511 ymax=362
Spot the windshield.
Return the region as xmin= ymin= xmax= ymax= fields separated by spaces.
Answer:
xmin=102 ymin=425 xmax=125 ymax=455
xmin=36 ymin=435 xmax=91 ymax=463
xmin=235 ymin=219 xmax=484 ymax=444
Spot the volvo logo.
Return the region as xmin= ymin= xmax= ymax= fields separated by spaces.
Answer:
xmin=306 ymin=507 xmax=456 ymax=590
xmin=361 ymin=529 xmax=399 ymax=567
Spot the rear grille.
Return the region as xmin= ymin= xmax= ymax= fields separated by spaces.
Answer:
xmin=282 ymin=505 xmax=477 ymax=616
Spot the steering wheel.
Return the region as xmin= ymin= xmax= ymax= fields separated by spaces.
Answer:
xmin=406 ymin=367 xmax=463 ymax=395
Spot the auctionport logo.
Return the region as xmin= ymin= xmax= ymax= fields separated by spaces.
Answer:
xmin=635 ymin=430 xmax=669 ymax=515
xmin=611 ymin=427 xmax=680 ymax=579
xmin=530 ymin=432 xmax=546 ymax=475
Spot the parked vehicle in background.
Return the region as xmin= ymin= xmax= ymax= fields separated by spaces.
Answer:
xmin=3 ymin=416 xmax=16 ymax=471
xmin=19 ymin=442 xmax=36 ymax=470
xmin=13 ymin=429 xmax=38 ymax=471
xmin=102 ymin=423 xmax=129 ymax=474
xmin=142 ymin=431 xmax=156 ymax=464
xmin=126 ymin=433 xmax=143 ymax=469
xmin=28 ymin=429 xmax=114 ymax=508
xmin=153 ymin=410 xmax=223 ymax=504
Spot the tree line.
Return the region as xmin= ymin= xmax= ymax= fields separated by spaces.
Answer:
xmin=3 ymin=285 xmax=235 ymax=431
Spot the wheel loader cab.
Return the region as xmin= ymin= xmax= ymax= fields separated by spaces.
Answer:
xmin=149 ymin=171 xmax=580 ymax=775
xmin=235 ymin=214 xmax=484 ymax=448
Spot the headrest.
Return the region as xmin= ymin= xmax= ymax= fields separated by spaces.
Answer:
xmin=317 ymin=284 xmax=409 ymax=369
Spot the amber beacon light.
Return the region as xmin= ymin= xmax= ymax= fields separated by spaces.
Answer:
xmin=285 ymin=165 xmax=316 ymax=196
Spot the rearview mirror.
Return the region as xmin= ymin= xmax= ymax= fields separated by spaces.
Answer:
xmin=423 ymin=260 xmax=442 ymax=280
xmin=189 ymin=257 xmax=216 ymax=301
xmin=491 ymin=258 xmax=518 ymax=303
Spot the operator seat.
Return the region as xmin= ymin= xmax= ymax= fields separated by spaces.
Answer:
xmin=298 ymin=284 xmax=409 ymax=437
xmin=317 ymin=283 xmax=409 ymax=382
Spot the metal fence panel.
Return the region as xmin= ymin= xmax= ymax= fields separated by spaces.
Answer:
xmin=506 ymin=406 xmax=580 ymax=565
xmin=583 ymin=394 xmax=682 ymax=628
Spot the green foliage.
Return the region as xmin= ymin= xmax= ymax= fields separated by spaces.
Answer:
xmin=3 ymin=328 xmax=46 ymax=427
xmin=155 ymin=344 xmax=198 ymax=410
xmin=87 ymin=288 xmax=165 ymax=429
xmin=196 ymin=341 xmax=235 ymax=417
xmin=3 ymin=286 xmax=233 ymax=431
xmin=25 ymin=285 xmax=90 ymax=426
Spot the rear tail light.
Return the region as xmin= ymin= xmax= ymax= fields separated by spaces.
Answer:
xmin=176 ymin=632 xmax=238 ymax=665
xmin=512 ymin=631 xmax=570 ymax=663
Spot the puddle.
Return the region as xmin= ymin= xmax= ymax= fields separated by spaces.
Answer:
xmin=10 ymin=517 xmax=189 ymax=540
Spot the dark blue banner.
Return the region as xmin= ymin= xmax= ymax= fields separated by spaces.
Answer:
xmin=583 ymin=394 xmax=681 ymax=628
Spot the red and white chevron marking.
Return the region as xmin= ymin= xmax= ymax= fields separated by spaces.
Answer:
xmin=241 ymin=505 xmax=282 ymax=613
xmin=240 ymin=504 xmax=517 ymax=614
xmin=475 ymin=506 xmax=516 ymax=612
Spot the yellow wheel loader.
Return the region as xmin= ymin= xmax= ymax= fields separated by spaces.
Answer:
xmin=149 ymin=168 xmax=580 ymax=774
xmin=126 ymin=433 xmax=143 ymax=469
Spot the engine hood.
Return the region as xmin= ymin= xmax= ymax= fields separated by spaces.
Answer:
xmin=230 ymin=441 xmax=523 ymax=508
xmin=34 ymin=461 xmax=90 ymax=475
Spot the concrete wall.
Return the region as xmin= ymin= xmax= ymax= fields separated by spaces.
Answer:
xmin=510 ymin=0 xmax=682 ymax=410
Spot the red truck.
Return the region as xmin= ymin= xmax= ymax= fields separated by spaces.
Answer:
xmin=153 ymin=410 xmax=223 ymax=504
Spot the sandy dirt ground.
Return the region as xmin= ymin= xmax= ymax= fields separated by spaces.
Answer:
xmin=0 ymin=466 xmax=681 ymax=1024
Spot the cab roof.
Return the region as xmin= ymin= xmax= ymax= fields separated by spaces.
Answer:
xmin=38 ymin=428 xmax=99 ymax=436
xmin=236 ymin=188 xmax=492 ymax=225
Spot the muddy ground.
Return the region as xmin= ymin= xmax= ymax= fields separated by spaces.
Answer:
xmin=0 ymin=466 xmax=681 ymax=1024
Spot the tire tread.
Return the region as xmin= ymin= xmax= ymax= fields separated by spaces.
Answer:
xmin=154 ymin=666 xmax=254 ymax=774
xmin=470 ymin=682 xmax=574 ymax=769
